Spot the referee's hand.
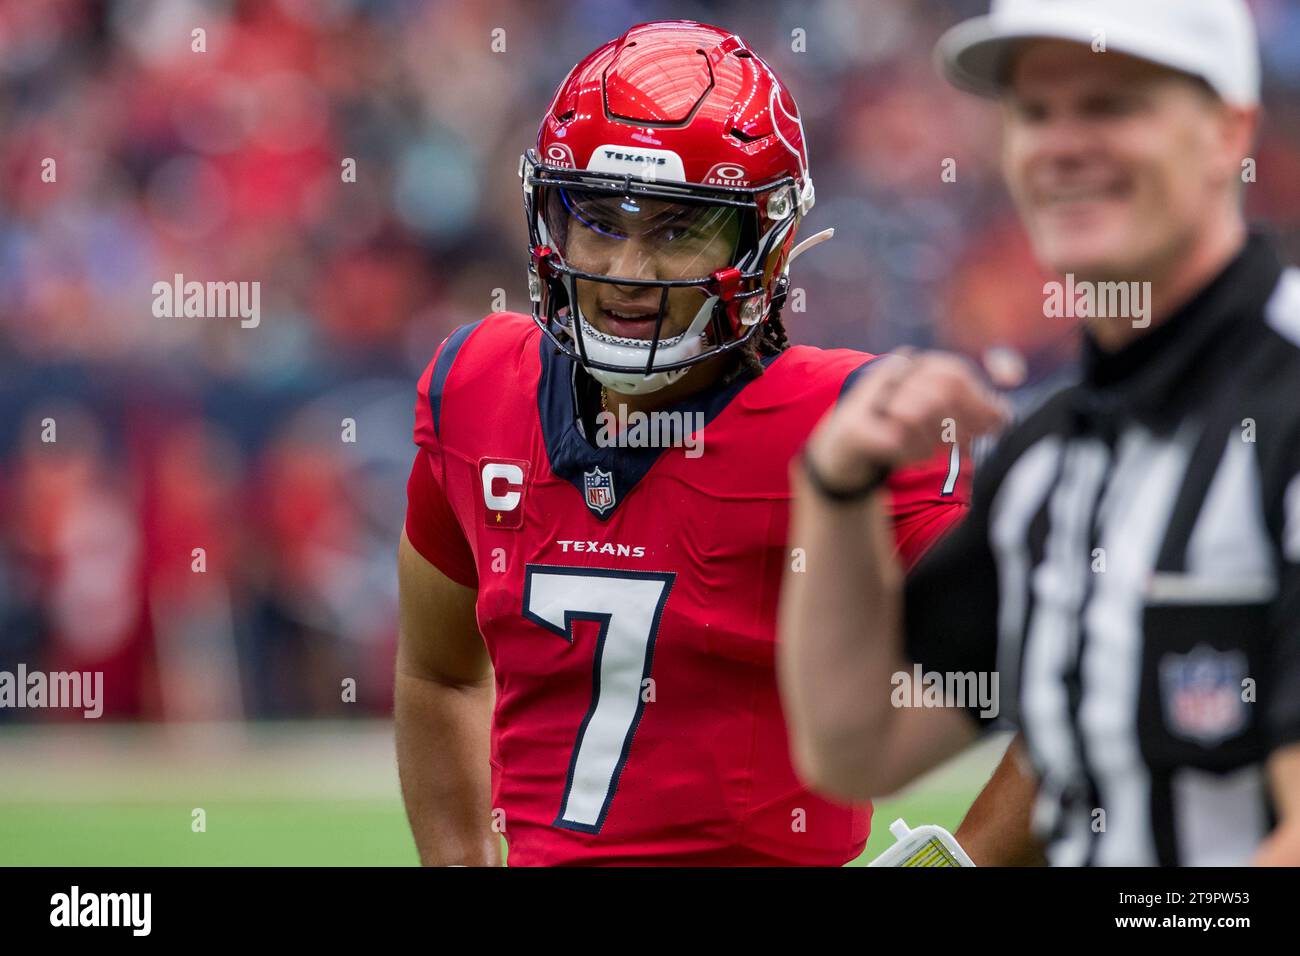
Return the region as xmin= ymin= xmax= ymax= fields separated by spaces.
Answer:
xmin=805 ymin=351 xmax=1011 ymax=491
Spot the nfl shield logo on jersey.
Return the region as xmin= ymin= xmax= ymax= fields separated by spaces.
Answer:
xmin=583 ymin=466 xmax=616 ymax=516
xmin=1159 ymin=645 xmax=1249 ymax=746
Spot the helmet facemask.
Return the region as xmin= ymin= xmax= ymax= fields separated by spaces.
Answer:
xmin=521 ymin=150 xmax=800 ymax=395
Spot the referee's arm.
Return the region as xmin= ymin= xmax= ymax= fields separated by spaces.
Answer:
xmin=778 ymin=353 xmax=1008 ymax=800
xmin=1254 ymin=473 xmax=1300 ymax=865
xmin=1254 ymin=746 xmax=1300 ymax=865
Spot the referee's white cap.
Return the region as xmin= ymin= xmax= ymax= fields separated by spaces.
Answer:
xmin=935 ymin=0 xmax=1261 ymax=107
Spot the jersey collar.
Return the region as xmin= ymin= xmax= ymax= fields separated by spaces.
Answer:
xmin=1076 ymin=230 xmax=1283 ymax=434
xmin=536 ymin=337 xmax=779 ymax=520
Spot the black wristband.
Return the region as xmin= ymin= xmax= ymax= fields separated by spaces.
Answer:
xmin=799 ymin=446 xmax=892 ymax=503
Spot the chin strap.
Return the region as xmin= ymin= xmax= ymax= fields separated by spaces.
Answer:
xmin=788 ymin=227 xmax=834 ymax=266
xmin=767 ymin=227 xmax=835 ymax=324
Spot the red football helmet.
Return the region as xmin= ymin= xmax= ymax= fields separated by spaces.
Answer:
xmin=520 ymin=20 xmax=817 ymax=394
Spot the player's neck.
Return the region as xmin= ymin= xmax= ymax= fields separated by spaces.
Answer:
xmin=1084 ymin=217 xmax=1247 ymax=352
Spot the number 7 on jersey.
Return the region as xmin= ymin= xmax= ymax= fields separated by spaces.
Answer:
xmin=522 ymin=565 xmax=675 ymax=833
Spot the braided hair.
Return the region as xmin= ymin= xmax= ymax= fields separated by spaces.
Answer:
xmin=726 ymin=309 xmax=791 ymax=384
xmin=757 ymin=310 xmax=790 ymax=355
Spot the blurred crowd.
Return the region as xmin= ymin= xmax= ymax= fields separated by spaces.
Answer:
xmin=2 ymin=0 xmax=1299 ymax=720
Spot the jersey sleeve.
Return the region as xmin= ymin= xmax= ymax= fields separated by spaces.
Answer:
xmin=405 ymin=322 xmax=484 ymax=589
xmin=901 ymin=442 xmax=1001 ymax=729
xmin=834 ymin=354 xmax=971 ymax=569
xmin=413 ymin=320 xmax=481 ymax=456
xmin=405 ymin=448 xmax=478 ymax=588
xmin=885 ymin=443 xmax=971 ymax=570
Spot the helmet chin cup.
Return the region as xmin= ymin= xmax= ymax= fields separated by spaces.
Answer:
xmin=566 ymin=300 xmax=713 ymax=395
xmin=588 ymin=364 xmax=689 ymax=395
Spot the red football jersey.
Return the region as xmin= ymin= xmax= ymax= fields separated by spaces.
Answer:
xmin=406 ymin=312 xmax=969 ymax=866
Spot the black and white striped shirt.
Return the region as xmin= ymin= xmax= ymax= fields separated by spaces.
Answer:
xmin=905 ymin=232 xmax=1300 ymax=866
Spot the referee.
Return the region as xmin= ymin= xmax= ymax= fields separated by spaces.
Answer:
xmin=779 ymin=0 xmax=1300 ymax=865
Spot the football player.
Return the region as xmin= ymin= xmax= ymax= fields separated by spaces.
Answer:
xmin=396 ymin=19 xmax=968 ymax=865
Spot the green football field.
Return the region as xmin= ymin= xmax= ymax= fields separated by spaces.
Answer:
xmin=0 ymin=721 xmax=1006 ymax=866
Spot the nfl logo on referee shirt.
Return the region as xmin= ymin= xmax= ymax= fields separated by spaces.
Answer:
xmin=583 ymin=466 xmax=616 ymax=516
xmin=1159 ymin=646 xmax=1249 ymax=746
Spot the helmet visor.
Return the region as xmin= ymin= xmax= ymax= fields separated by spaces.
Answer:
xmin=542 ymin=187 xmax=745 ymax=283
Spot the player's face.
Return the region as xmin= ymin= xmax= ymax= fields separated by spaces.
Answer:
xmin=552 ymin=190 xmax=741 ymax=340
xmin=1001 ymin=40 xmax=1239 ymax=283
